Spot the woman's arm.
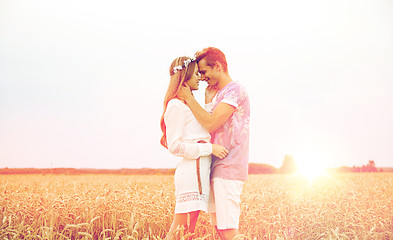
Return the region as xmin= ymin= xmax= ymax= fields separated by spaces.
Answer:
xmin=165 ymin=101 xmax=212 ymax=159
xmin=177 ymin=86 xmax=235 ymax=133
xmin=188 ymin=98 xmax=235 ymax=133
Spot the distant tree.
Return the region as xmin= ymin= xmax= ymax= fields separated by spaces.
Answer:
xmin=352 ymin=166 xmax=361 ymax=172
xmin=280 ymin=155 xmax=297 ymax=174
xmin=335 ymin=160 xmax=381 ymax=173
xmin=364 ymin=160 xmax=377 ymax=172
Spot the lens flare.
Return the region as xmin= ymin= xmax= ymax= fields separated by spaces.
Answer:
xmin=294 ymin=151 xmax=329 ymax=182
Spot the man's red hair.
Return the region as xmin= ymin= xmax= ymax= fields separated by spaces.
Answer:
xmin=196 ymin=47 xmax=228 ymax=73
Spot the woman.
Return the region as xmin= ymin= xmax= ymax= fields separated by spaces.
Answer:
xmin=160 ymin=56 xmax=228 ymax=239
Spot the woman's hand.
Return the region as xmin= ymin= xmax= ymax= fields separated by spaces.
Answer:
xmin=212 ymin=144 xmax=228 ymax=159
xmin=177 ymin=83 xmax=193 ymax=103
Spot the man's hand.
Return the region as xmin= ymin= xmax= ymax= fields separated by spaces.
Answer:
xmin=205 ymin=85 xmax=218 ymax=104
xmin=212 ymin=144 xmax=228 ymax=159
xmin=177 ymin=84 xmax=193 ymax=102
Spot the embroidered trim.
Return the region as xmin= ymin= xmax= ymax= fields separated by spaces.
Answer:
xmin=172 ymin=143 xmax=186 ymax=157
xmin=176 ymin=192 xmax=207 ymax=203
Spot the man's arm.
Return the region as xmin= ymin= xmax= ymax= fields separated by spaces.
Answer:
xmin=178 ymin=86 xmax=235 ymax=133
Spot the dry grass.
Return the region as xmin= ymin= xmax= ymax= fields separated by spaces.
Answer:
xmin=0 ymin=173 xmax=392 ymax=239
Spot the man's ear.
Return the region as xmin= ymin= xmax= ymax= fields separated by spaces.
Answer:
xmin=215 ymin=61 xmax=222 ymax=72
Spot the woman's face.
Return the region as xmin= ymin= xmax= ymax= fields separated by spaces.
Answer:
xmin=186 ymin=66 xmax=201 ymax=91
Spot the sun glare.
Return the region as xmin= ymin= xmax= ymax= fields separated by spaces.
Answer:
xmin=296 ymin=163 xmax=328 ymax=182
xmin=294 ymin=152 xmax=329 ymax=182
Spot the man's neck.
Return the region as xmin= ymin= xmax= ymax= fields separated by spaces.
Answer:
xmin=217 ymin=74 xmax=232 ymax=90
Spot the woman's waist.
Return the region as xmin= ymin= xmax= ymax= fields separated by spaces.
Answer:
xmin=177 ymin=156 xmax=211 ymax=171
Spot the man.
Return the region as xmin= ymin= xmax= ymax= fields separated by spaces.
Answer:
xmin=178 ymin=47 xmax=250 ymax=240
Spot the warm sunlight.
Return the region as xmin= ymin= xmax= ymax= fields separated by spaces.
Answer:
xmin=294 ymin=151 xmax=329 ymax=181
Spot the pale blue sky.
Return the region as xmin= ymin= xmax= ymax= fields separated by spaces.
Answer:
xmin=1 ymin=0 xmax=392 ymax=169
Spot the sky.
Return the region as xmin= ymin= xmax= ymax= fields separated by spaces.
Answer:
xmin=1 ymin=0 xmax=392 ymax=170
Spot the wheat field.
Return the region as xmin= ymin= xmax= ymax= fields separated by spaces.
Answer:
xmin=0 ymin=173 xmax=392 ymax=239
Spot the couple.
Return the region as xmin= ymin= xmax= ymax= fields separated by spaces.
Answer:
xmin=160 ymin=47 xmax=250 ymax=240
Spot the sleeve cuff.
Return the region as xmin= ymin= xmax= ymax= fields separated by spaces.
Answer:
xmin=198 ymin=143 xmax=212 ymax=157
xmin=221 ymin=99 xmax=238 ymax=108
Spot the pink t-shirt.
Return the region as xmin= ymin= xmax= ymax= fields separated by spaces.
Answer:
xmin=209 ymin=81 xmax=250 ymax=181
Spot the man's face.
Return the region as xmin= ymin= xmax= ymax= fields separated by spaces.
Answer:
xmin=197 ymin=58 xmax=219 ymax=88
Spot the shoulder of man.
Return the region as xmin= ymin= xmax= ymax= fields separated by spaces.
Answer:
xmin=226 ymin=81 xmax=247 ymax=93
xmin=228 ymin=81 xmax=249 ymax=100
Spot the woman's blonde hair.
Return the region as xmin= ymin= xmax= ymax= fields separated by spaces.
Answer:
xmin=160 ymin=56 xmax=196 ymax=148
